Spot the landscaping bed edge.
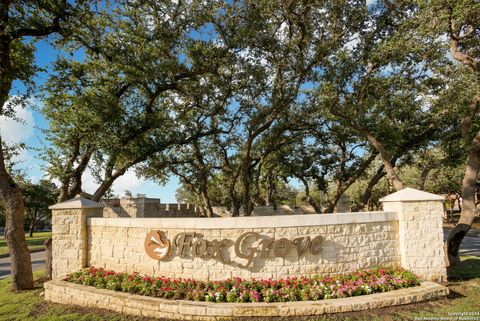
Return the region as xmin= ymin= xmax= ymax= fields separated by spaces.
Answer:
xmin=44 ymin=279 xmax=449 ymax=320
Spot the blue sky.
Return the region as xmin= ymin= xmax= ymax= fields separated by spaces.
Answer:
xmin=0 ymin=38 xmax=180 ymax=202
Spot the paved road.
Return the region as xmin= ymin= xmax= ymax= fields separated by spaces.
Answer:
xmin=0 ymin=228 xmax=477 ymax=279
xmin=0 ymin=250 xmax=46 ymax=279
xmin=444 ymin=228 xmax=480 ymax=257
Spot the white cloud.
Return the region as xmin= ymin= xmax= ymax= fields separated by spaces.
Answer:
xmin=0 ymin=97 xmax=37 ymax=167
xmin=0 ymin=101 xmax=35 ymax=145
xmin=80 ymin=168 xmax=98 ymax=194
xmin=74 ymin=167 xmax=180 ymax=201
xmin=13 ymin=148 xmax=34 ymax=167
xmin=81 ymin=168 xmax=144 ymax=196
xmin=111 ymin=170 xmax=144 ymax=194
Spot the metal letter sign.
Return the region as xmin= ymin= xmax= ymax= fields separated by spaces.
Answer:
xmin=144 ymin=230 xmax=171 ymax=260
xmin=144 ymin=230 xmax=323 ymax=267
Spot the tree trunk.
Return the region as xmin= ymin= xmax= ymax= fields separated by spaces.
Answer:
xmin=193 ymin=142 xmax=213 ymax=218
xmin=92 ymin=177 xmax=116 ymax=202
xmin=200 ymin=191 xmax=214 ymax=218
xmin=28 ymin=210 xmax=37 ymax=238
xmin=67 ymin=176 xmax=83 ymax=200
xmin=44 ymin=236 xmax=53 ymax=278
xmin=299 ymin=176 xmax=321 ymax=213
xmin=308 ymin=196 xmax=321 ymax=213
xmin=264 ymin=172 xmax=277 ymax=208
xmin=325 ymin=199 xmax=336 ymax=214
xmin=230 ymin=187 xmax=241 ymax=217
xmin=0 ymin=31 xmax=34 ymax=290
xmin=241 ymin=162 xmax=253 ymax=216
xmin=57 ymin=147 xmax=94 ymax=203
xmin=364 ymin=132 xmax=405 ymax=191
xmin=242 ymin=187 xmax=253 ymax=216
xmin=446 ymin=131 xmax=480 ymax=266
xmin=58 ymin=184 xmax=69 ymax=203
xmin=231 ymin=200 xmax=240 ymax=217
xmin=241 ymin=174 xmax=253 ymax=216
xmin=92 ymin=166 xmax=131 ymax=202
xmin=58 ymin=183 xmax=81 ymax=203
xmin=197 ymin=205 xmax=207 ymax=217
xmin=0 ymin=138 xmax=34 ymax=290
xmin=446 ymin=22 xmax=480 ymax=266
xmin=353 ymin=165 xmax=386 ymax=212
xmin=44 ymin=236 xmax=52 ymax=280
xmin=417 ymin=163 xmax=435 ymax=190
xmin=28 ymin=223 xmax=34 ymax=238
xmin=265 ymin=176 xmax=271 ymax=206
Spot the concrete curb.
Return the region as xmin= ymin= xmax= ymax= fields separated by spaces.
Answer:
xmin=44 ymin=280 xmax=448 ymax=320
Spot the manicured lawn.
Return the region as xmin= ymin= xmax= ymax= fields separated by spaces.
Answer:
xmin=443 ymin=212 xmax=480 ymax=229
xmin=0 ymin=232 xmax=51 ymax=256
xmin=0 ymin=271 xmax=151 ymax=321
xmin=0 ymin=258 xmax=478 ymax=321
xmin=443 ymin=221 xmax=480 ymax=230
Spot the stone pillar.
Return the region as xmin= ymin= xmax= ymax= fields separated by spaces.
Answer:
xmin=380 ymin=188 xmax=447 ymax=282
xmin=49 ymin=196 xmax=104 ymax=279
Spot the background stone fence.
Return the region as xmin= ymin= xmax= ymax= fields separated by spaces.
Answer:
xmin=102 ymin=198 xmax=202 ymax=218
xmin=50 ymin=188 xmax=447 ymax=283
xmin=101 ymin=197 xmax=318 ymax=218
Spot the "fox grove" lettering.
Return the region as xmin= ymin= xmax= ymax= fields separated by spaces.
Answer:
xmin=145 ymin=231 xmax=323 ymax=267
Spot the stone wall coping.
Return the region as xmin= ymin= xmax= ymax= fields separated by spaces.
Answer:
xmin=88 ymin=211 xmax=398 ymax=229
xmin=50 ymin=195 xmax=105 ymax=210
xmin=380 ymin=188 xmax=444 ymax=203
xmin=44 ymin=279 xmax=448 ymax=320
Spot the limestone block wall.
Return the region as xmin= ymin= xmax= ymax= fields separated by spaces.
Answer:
xmin=382 ymin=200 xmax=446 ymax=281
xmin=51 ymin=209 xmax=87 ymax=279
xmin=49 ymin=197 xmax=104 ymax=279
xmin=86 ymin=213 xmax=400 ymax=281
xmin=50 ymin=188 xmax=447 ymax=283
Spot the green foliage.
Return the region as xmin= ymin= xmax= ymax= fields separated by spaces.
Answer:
xmin=146 ymin=0 xmax=370 ymax=214
xmin=18 ymin=178 xmax=58 ymax=233
xmin=11 ymin=0 xmax=479 ymax=220
xmin=399 ymin=163 xmax=464 ymax=195
xmin=42 ymin=0 xmax=234 ymax=201
xmin=0 ymin=232 xmax=51 ymax=256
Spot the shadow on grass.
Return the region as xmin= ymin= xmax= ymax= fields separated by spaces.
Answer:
xmin=446 ymin=289 xmax=466 ymax=300
xmin=448 ymin=257 xmax=480 ymax=281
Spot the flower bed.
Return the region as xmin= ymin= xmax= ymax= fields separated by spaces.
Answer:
xmin=65 ymin=265 xmax=420 ymax=303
